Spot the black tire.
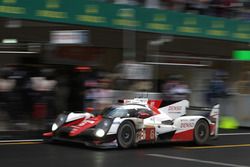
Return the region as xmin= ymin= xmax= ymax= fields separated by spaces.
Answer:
xmin=194 ymin=119 xmax=209 ymax=145
xmin=117 ymin=121 xmax=136 ymax=149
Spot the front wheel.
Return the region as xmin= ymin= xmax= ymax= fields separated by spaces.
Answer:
xmin=194 ymin=119 xmax=209 ymax=145
xmin=117 ymin=121 xmax=136 ymax=149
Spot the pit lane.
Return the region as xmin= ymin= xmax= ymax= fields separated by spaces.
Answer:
xmin=0 ymin=129 xmax=250 ymax=167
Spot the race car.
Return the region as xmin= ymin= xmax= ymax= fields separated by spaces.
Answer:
xmin=43 ymin=98 xmax=219 ymax=149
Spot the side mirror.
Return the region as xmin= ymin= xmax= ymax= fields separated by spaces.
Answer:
xmin=138 ymin=112 xmax=151 ymax=119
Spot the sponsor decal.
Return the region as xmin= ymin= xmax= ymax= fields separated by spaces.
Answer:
xmin=136 ymin=127 xmax=156 ymax=142
xmin=210 ymin=124 xmax=216 ymax=135
xmin=148 ymin=100 xmax=162 ymax=109
xmin=136 ymin=129 xmax=146 ymax=142
xmin=148 ymin=128 xmax=155 ymax=140
xmin=145 ymin=127 xmax=155 ymax=141
xmin=180 ymin=122 xmax=195 ymax=128
xmin=78 ymin=120 xmax=94 ymax=126
xmin=168 ymin=106 xmax=182 ymax=111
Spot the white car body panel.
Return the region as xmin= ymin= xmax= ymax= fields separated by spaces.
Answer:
xmin=173 ymin=116 xmax=204 ymax=133
xmin=66 ymin=112 xmax=93 ymax=123
xmin=158 ymin=100 xmax=189 ymax=119
xmin=107 ymin=117 xmax=144 ymax=135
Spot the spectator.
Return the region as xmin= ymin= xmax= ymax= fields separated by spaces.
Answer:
xmin=108 ymin=0 xmax=249 ymax=20
xmin=185 ymin=0 xmax=211 ymax=15
xmin=30 ymin=68 xmax=57 ymax=126
xmin=161 ymin=0 xmax=182 ymax=11
xmin=161 ymin=75 xmax=191 ymax=106
xmin=0 ymin=67 xmax=18 ymax=122
xmin=114 ymin=0 xmax=138 ymax=5
xmin=208 ymin=0 xmax=241 ymax=18
xmin=145 ymin=0 xmax=161 ymax=8
xmin=205 ymin=70 xmax=229 ymax=106
xmin=95 ymin=78 xmax=114 ymax=112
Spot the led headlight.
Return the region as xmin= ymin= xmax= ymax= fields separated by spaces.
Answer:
xmin=96 ymin=119 xmax=112 ymax=130
xmin=52 ymin=114 xmax=67 ymax=131
xmin=95 ymin=129 xmax=105 ymax=138
xmin=94 ymin=119 xmax=112 ymax=137
xmin=52 ymin=123 xmax=58 ymax=131
xmin=103 ymin=120 xmax=110 ymax=127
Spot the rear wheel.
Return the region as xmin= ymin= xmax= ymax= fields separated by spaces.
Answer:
xmin=117 ymin=121 xmax=136 ymax=149
xmin=194 ymin=119 xmax=209 ymax=145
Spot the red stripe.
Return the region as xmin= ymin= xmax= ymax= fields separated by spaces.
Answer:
xmin=69 ymin=115 xmax=103 ymax=137
xmin=148 ymin=100 xmax=162 ymax=109
xmin=64 ymin=118 xmax=86 ymax=127
xmin=43 ymin=132 xmax=53 ymax=137
xmin=210 ymin=124 xmax=216 ymax=135
xmin=171 ymin=129 xmax=194 ymax=142
xmin=150 ymin=106 xmax=161 ymax=115
xmin=147 ymin=99 xmax=163 ymax=115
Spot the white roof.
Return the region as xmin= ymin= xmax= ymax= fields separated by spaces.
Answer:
xmin=119 ymin=104 xmax=148 ymax=110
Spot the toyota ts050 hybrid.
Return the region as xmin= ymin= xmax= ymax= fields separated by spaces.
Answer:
xmin=43 ymin=98 xmax=219 ymax=149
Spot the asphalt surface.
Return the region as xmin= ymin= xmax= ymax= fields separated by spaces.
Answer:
xmin=0 ymin=129 xmax=250 ymax=167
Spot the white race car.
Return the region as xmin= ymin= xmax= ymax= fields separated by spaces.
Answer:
xmin=43 ymin=98 xmax=219 ymax=149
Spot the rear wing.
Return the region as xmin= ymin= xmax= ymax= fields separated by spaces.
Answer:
xmin=210 ymin=104 xmax=220 ymax=137
xmin=188 ymin=105 xmax=220 ymax=119
xmin=158 ymin=100 xmax=189 ymax=119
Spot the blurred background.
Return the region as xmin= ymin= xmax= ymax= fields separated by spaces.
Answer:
xmin=0 ymin=0 xmax=250 ymax=138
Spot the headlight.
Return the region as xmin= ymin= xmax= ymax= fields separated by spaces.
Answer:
xmin=52 ymin=124 xmax=58 ymax=131
xmin=103 ymin=120 xmax=110 ymax=127
xmin=52 ymin=114 xmax=67 ymax=131
xmin=95 ymin=129 xmax=105 ymax=138
xmin=96 ymin=119 xmax=112 ymax=130
xmin=94 ymin=119 xmax=112 ymax=137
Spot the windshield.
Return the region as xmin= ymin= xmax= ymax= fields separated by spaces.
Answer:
xmin=101 ymin=107 xmax=129 ymax=118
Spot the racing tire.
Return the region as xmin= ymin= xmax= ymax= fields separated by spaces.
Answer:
xmin=194 ymin=119 xmax=209 ymax=145
xmin=117 ymin=121 xmax=136 ymax=149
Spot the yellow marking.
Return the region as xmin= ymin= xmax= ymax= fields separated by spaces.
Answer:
xmin=178 ymin=144 xmax=250 ymax=150
xmin=0 ymin=142 xmax=42 ymax=145
xmin=76 ymin=15 xmax=106 ymax=23
xmin=233 ymin=33 xmax=250 ymax=39
xmin=206 ymin=29 xmax=227 ymax=36
xmin=177 ymin=26 xmax=201 ymax=33
xmin=85 ymin=5 xmax=99 ymax=14
xmin=46 ymin=0 xmax=60 ymax=9
xmin=0 ymin=5 xmax=26 ymax=14
xmin=36 ymin=10 xmax=68 ymax=19
xmin=3 ymin=0 xmax=16 ymax=4
xmin=146 ymin=23 xmax=172 ymax=31
xmin=112 ymin=19 xmax=139 ymax=27
xmin=153 ymin=14 xmax=167 ymax=22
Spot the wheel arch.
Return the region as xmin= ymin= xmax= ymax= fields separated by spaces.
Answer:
xmin=119 ymin=119 xmax=136 ymax=129
xmin=116 ymin=119 xmax=137 ymax=149
xmin=196 ymin=118 xmax=210 ymax=134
